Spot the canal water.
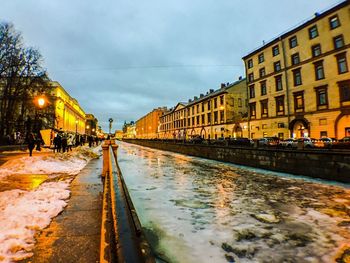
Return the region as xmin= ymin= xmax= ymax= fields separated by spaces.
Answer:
xmin=117 ymin=141 xmax=350 ymax=263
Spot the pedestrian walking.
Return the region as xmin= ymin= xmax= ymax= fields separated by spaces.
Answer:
xmin=53 ymin=133 xmax=62 ymax=153
xmin=88 ymin=136 xmax=93 ymax=148
xmin=67 ymin=134 xmax=74 ymax=151
xmin=28 ymin=133 xmax=35 ymax=157
xmin=61 ymin=133 xmax=68 ymax=153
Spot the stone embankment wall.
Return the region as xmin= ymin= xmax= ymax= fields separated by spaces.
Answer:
xmin=123 ymin=139 xmax=350 ymax=183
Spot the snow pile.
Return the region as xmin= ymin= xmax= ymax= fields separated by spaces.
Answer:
xmin=0 ymin=146 xmax=100 ymax=179
xmin=0 ymin=145 xmax=101 ymax=262
xmin=0 ymin=180 xmax=71 ymax=262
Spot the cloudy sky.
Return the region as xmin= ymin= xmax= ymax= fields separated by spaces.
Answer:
xmin=0 ymin=0 xmax=342 ymax=130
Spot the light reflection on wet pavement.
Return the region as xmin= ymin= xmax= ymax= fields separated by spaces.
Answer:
xmin=117 ymin=142 xmax=350 ymax=263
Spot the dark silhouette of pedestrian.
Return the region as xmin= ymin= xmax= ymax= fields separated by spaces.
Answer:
xmin=61 ymin=133 xmax=68 ymax=152
xmin=88 ymin=136 xmax=93 ymax=148
xmin=28 ymin=133 xmax=35 ymax=157
xmin=53 ymin=134 xmax=62 ymax=153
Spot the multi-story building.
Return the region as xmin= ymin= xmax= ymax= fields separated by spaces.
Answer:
xmin=122 ymin=121 xmax=136 ymax=138
xmin=85 ymin=113 xmax=98 ymax=136
xmin=159 ymin=78 xmax=247 ymax=139
xmin=50 ymin=81 xmax=86 ymax=134
xmin=158 ymin=103 xmax=187 ymax=139
xmin=243 ymin=1 xmax=350 ymax=140
xmin=135 ymin=107 xmax=167 ymax=139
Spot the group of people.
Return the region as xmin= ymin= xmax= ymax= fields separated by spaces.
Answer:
xmin=26 ymin=130 xmax=102 ymax=156
xmin=53 ymin=132 xmax=76 ymax=153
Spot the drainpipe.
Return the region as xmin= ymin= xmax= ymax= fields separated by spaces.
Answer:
xmin=244 ymin=62 xmax=250 ymax=138
xmin=280 ymin=37 xmax=291 ymax=137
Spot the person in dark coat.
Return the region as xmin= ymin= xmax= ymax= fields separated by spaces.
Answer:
xmin=28 ymin=133 xmax=35 ymax=157
xmin=53 ymin=133 xmax=62 ymax=153
xmin=61 ymin=133 xmax=68 ymax=153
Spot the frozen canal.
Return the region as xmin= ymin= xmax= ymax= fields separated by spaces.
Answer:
xmin=117 ymin=142 xmax=350 ymax=263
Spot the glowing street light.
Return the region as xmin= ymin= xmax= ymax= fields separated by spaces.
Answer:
xmin=37 ymin=97 xmax=46 ymax=108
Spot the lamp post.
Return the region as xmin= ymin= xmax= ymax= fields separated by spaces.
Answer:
xmin=108 ymin=118 xmax=113 ymax=138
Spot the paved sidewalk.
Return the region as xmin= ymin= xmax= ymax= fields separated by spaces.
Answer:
xmin=22 ymin=158 xmax=103 ymax=263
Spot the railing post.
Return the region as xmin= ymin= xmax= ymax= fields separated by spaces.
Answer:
xmin=111 ymin=144 xmax=118 ymax=158
xmin=102 ymin=142 xmax=110 ymax=177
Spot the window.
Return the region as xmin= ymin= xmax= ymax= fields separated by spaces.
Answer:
xmin=238 ymin=98 xmax=242 ymax=107
xmin=272 ymin=45 xmax=279 ymax=56
xmin=315 ymin=86 xmax=328 ymax=109
xmin=196 ymin=115 xmax=200 ymax=125
xmin=197 ymin=104 xmax=200 ymax=113
xmin=320 ymin=131 xmax=328 ymax=138
xmin=275 ymin=75 xmax=283 ymax=91
xmin=201 ymin=103 xmax=205 ymax=112
xmin=291 ymin=53 xmax=300 ymax=65
xmin=192 ymin=117 xmax=195 ymax=126
xmin=336 ymin=53 xmax=348 ymax=74
xmin=314 ymin=61 xmax=325 ymax=80
xmin=339 ymin=80 xmax=350 ymax=102
xmin=214 ymin=98 xmax=217 ymax=108
xmin=260 ymin=99 xmax=268 ymax=118
xmin=259 ymin=67 xmax=266 ymax=78
xmin=207 ymin=113 xmax=211 ymax=124
xmin=274 ymin=61 xmax=281 ymax=72
xmin=309 ymin=25 xmax=318 ymax=39
xmin=249 ymin=85 xmax=255 ymax=98
xmin=220 ymin=95 xmax=224 ymax=105
xmin=329 ymin=15 xmax=340 ymax=30
xmin=278 ymin=122 xmax=285 ymax=128
xmin=333 ymin=35 xmax=344 ymax=49
xmin=260 ymin=81 xmax=267 ymax=96
xmin=201 ymin=114 xmax=205 ymax=124
xmin=312 ymin=44 xmax=322 ymax=57
xmin=289 ymin=36 xmax=298 ymax=48
xmin=207 ymin=101 xmax=211 ymax=110
xmin=249 ymin=103 xmax=256 ymax=119
xmin=247 ymin=59 xmax=253 ymax=68
xmin=275 ymin=96 xmax=285 ymax=115
xmin=293 ymin=68 xmax=302 ymax=86
xmin=294 ymin=91 xmax=304 ymax=112
xmin=214 ymin=111 xmax=218 ymax=123
xmin=220 ymin=111 xmax=224 ymax=122
xmin=248 ymin=73 xmax=254 ymax=83
xmin=258 ymin=53 xmax=264 ymax=63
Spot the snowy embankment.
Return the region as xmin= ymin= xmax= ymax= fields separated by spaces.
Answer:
xmin=0 ymin=146 xmax=101 ymax=262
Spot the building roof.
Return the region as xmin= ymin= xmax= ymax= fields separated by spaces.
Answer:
xmin=242 ymin=0 xmax=349 ymax=60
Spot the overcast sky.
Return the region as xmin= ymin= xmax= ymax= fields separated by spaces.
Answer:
xmin=0 ymin=0 xmax=342 ymax=130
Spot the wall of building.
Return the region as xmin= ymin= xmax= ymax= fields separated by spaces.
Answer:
xmin=243 ymin=1 xmax=350 ymax=140
xmin=124 ymin=139 xmax=350 ymax=183
xmin=50 ymin=82 xmax=86 ymax=134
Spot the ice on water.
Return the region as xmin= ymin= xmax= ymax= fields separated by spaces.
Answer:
xmin=117 ymin=142 xmax=350 ymax=263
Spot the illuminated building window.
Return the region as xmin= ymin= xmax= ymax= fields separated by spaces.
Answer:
xmin=293 ymin=91 xmax=304 ymax=113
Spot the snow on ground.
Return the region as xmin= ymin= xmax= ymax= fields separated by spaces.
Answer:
xmin=0 ymin=145 xmax=101 ymax=262
xmin=0 ymin=146 xmax=100 ymax=179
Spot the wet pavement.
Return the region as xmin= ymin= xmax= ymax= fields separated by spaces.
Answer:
xmin=117 ymin=141 xmax=350 ymax=263
xmin=19 ymin=158 xmax=103 ymax=263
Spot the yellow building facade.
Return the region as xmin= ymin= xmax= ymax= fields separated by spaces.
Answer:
xmin=50 ymin=81 xmax=86 ymax=134
xmin=159 ymin=78 xmax=247 ymax=139
xmin=243 ymin=1 xmax=350 ymax=140
xmin=135 ymin=108 xmax=167 ymax=139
